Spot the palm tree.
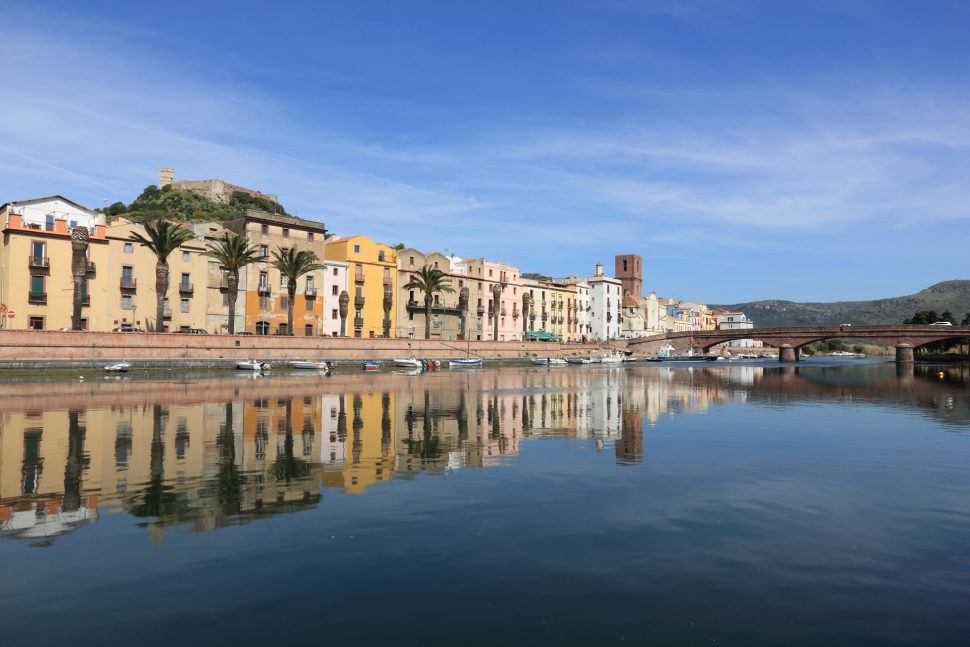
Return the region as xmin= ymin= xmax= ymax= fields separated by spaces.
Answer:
xmin=270 ymin=246 xmax=323 ymax=335
xmin=402 ymin=265 xmax=455 ymax=339
xmin=128 ymin=221 xmax=194 ymax=331
xmin=205 ymin=232 xmax=266 ymax=333
xmin=70 ymin=226 xmax=90 ymax=331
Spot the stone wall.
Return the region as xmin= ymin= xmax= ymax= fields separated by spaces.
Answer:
xmin=0 ymin=330 xmax=597 ymax=367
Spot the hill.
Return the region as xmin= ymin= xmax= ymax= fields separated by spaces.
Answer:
xmin=102 ymin=184 xmax=289 ymax=223
xmin=712 ymin=281 xmax=970 ymax=327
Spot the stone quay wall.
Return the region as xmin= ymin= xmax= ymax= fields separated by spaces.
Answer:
xmin=0 ymin=330 xmax=597 ymax=369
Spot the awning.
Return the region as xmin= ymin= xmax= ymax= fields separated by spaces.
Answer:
xmin=525 ymin=331 xmax=561 ymax=342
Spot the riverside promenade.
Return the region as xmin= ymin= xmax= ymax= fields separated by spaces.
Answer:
xmin=0 ymin=330 xmax=597 ymax=369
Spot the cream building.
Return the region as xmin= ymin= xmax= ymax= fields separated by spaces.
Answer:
xmin=396 ymin=248 xmax=467 ymax=340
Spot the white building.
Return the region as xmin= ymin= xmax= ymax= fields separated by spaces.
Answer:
xmin=322 ymin=260 xmax=348 ymax=336
xmin=621 ymin=290 xmax=663 ymax=338
xmin=717 ymin=311 xmax=755 ymax=347
xmin=587 ymin=263 xmax=622 ymax=341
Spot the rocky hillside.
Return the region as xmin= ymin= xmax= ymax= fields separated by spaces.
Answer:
xmin=712 ymin=281 xmax=970 ymax=327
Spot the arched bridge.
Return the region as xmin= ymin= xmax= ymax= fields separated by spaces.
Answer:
xmin=627 ymin=325 xmax=970 ymax=362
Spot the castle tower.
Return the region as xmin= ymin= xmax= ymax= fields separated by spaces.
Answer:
xmin=615 ymin=254 xmax=642 ymax=298
xmin=159 ymin=167 xmax=175 ymax=188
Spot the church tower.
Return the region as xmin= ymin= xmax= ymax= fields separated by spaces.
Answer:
xmin=614 ymin=254 xmax=643 ymax=298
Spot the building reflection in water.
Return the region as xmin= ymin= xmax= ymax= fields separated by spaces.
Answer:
xmin=1 ymin=363 xmax=967 ymax=542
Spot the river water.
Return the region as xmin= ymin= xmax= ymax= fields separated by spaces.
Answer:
xmin=0 ymin=361 xmax=968 ymax=645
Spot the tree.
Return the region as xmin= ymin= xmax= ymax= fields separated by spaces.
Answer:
xmin=903 ymin=310 xmax=939 ymax=324
xmin=128 ymin=221 xmax=195 ymax=331
xmin=392 ymin=242 xmax=406 ymax=250
xmin=962 ymin=313 xmax=970 ymax=326
xmin=70 ymin=226 xmax=90 ymax=331
xmin=402 ymin=265 xmax=455 ymax=339
xmin=205 ymin=232 xmax=266 ymax=333
xmin=270 ymin=246 xmax=323 ymax=335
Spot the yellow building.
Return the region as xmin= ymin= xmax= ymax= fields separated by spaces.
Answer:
xmin=0 ymin=196 xmax=108 ymax=331
xmin=225 ymin=210 xmax=328 ymax=336
xmin=104 ymin=221 xmax=210 ymax=332
xmin=326 ymin=235 xmax=397 ymax=338
xmin=521 ymin=277 xmax=581 ymax=342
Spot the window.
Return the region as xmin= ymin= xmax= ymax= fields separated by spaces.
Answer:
xmin=458 ymin=280 xmax=463 ymax=288
xmin=281 ymin=275 xmax=289 ymax=289
xmin=121 ymin=294 xmax=133 ymax=310
xmin=69 ymin=220 xmax=78 ymax=230
xmin=182 ymin=251 xmax=190 ymax=262
xmin=282 ymin=228 xmax=289 ymax=238
xmin=180 ymin=298 xmax=189 ymax=313
xmin=259 ymin=295 xmax=270 ymax=310
xmin=308 ymin=232 xmax=314 ymax=242
xmin=489 ymin=269 xmax=493 ymax=277
xmin=304 ymin=324 xmax=313 ymax=336
xmin=259 ymin=271 xmax=268 ymax=290
xmin=280 ymin=247 xmax=289 ymax=257
xmin=433 ymin=261 xmax=438 ymax=268
xmin=332 ymin=267 xmax=338 ymax=276
xmin=28 ymin=316 xmax=44 ymax=330
xmin=306 ymin=277 xmax=314 ymax=291
xmin=331 ymin=309 xmax=338 ymax=320
xmin=261 ymin=224 xmax=269 ymax=234
xmin=354 ymin=244 xmax=361 ymax=253
xmin=259 ymin=244 xmax=268 ymax=257
xmin=278 ymin=323 xmax=288 ymax=335
xmin=123 ymin=242 xmax=133 ymax=254
xmin=31 ymin=240 xmax=45 ymax=258
xmin=409 ymin=256 xmax=414 ymax=266
xmin=331 ymin=285 xmax=338 ymax=296
xmin=378 ymin=250 xmax=385 ymax=262
xmin=180 ymin=272 xmax=190 ymax=287
xmin=30 ymin=274 xmax=45 ymax=294
xmin=280 ymin=296 xmax=289 ymax=309
xmin=256 ymin=321 xmax=269 ymax=335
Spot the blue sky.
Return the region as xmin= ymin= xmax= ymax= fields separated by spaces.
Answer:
xmin=2 ymin=0 xmax=969 ymax=303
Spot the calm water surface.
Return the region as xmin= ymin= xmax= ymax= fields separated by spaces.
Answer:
xmin=1 ymin=362 xmax=968 ymax=645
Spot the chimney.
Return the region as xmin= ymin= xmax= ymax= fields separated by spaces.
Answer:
xmin=160 ymin=167 xmax=175 ymax=188
xmin=595 ymin=263 xmax=603 ymax=277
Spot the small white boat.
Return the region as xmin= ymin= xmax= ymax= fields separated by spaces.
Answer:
xmin=566 ymin=357 xmax=591 ymax=365
xmin=531 ymin=357 xmax=550 ymax=365
xmin=289 ymin=360 xmax=333 ymax=370
xmin=449 ymin=357 xmax=484 ymax=367
xmin=236 ymin=360 xmax=271 ymax=371
xmin=104 ymin=361 xmax=131 ymax=373
xmin=548 ymin=358 xmax=568 ymax=365
xmin=394 ymin=357 xmax=425 ymax=369
xmin=599 ymin=352 xmax=624 ymax=364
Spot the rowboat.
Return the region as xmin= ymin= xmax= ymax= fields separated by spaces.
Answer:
xmin=289 ymin=360 xmax=333 ymax=370
xmin=566 ymin=357 xmax=590 ymax=365
xmin=236 ymin=360 xmax=271 ymax=371
xmin=449 ymin=357 xmax=483 ymax=367
xmin=361 ymin=360 xmax=380 ymax=371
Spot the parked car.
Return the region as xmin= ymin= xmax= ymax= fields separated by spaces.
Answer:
xmin=839 ymin=323 xmax=852 ymax=327
xmin=113 ymin=326 xmax=145 ymax=333
xmin=929 ymin=321 xmax=953 ymax=326
xmin=175 ymin=328 xmax=209 ymax=334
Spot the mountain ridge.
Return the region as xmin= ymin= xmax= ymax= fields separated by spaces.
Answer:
xmin=711 ymin=280 xmax=970 ymax=327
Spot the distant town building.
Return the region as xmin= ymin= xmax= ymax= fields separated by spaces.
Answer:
xmin=614 ymin=253 xmax=643 ymax=299
xmin=717 ymin=311 xmax=756 ymax=348
xmin=588 ymin=263 xmax=622 ymax=341
xmin=326 ymin=235 xmax=398 ymax=339
xmin=396 ymin=248 xmax=467 ymax=340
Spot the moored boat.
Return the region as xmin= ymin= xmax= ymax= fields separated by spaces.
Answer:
xmin=104 ymin=361 xmax=131 ymax=372
xmin=393 ymin=357 xmax=424 ymax=369
xmin=361 ymin=360 xmax=380 ymax=371
xmin=236 ymin=360 xmax=271 ymax=371
xmin=566 ymin=357 xmax=591 ymax=365
xmin=449 ymin=357 xmax=484 ymax=367
xmin=289 ymin=360 xmax=333 ymax=370
xmin=548 ymin=358 xmax=568 ymax=365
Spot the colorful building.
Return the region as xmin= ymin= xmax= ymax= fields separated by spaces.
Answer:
xmin=521 ymin=277 xmax=580 ymax=342
xmin=0 ymin=196 xmax=107 ymax=331
xmin=396 ymin=249 xmax=467 ymax=340
xmin=461 ymin=258 xmax=523 ymax=341
xmin=225 ymin=210 xmax=328 ymax=336
xmin=325 ymin=235 xmax=397 ymax=338
xmin=321 ymin=260 xmax=348 ymax=336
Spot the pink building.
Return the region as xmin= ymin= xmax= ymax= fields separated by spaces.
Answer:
xmin=462 ymin=258 xmax=523 ymax=341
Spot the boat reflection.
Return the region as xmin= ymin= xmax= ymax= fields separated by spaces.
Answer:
xmin=1 ymin=363 xmax=966 ymax=543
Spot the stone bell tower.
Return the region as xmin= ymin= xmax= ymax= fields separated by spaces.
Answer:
xmin=615 ymin=254 xmax=643 ymax=298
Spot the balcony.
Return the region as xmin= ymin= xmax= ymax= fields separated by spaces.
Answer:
xmin=500 ymin=307 xmax=507 ymax=317
xmin=258 ymin=284 xmax=271 ymax=295
xmin=28 ymin=291 xmax=47 ymax=304
xmin=476 ymin=305 xmax=485 ymax=315
xmin=383 ymin=275 xmax=392 ymax=286
xmin=353 ymin=316 xmax=364 ymax=327
xmin=120 ymin=278 xmax=137 ymax=290
xmin=354 ymin=271 xmax=365 ymax=283
xmin=81 ymin=295 xmax=90 ymax=307
xmin=163 ymin=307 xmax=172 ymax=320
xmin=305 ymin=286 xmax=317 ymax=298
xmin=178 ymin=282 xmax=194 ymax=294
xmin=354 ymin=296 xmax=365 ymax=307
xmin=86 ymin=261 xmax=97 ymax=276
xmin=28 ymin=256 xmax=49 ymax=269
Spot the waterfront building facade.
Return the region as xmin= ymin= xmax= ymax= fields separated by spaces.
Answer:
xmin=225 ymin=210 xmax=327 ymax=336
xmin=521 ymin=277 xmax=579 ymax=341
xmin=104 ymin=221 xmax=209 ymax=332
xmin=587 ymin=263 xmax=622 ymax=341
xmin=326 ymin=235 xmax=397 ymax=338
xmin=717 ymin=311 xmax=756 ymax=348
xmin=322 ymin=260 xmax=348 ymax=336
xmin=396 ymin=249 xmax=467 ymax=340
xmin=0 ymin=196 xmax=108 ymax=331
xmin=460 ymin=258 xmax=523 ymax=341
